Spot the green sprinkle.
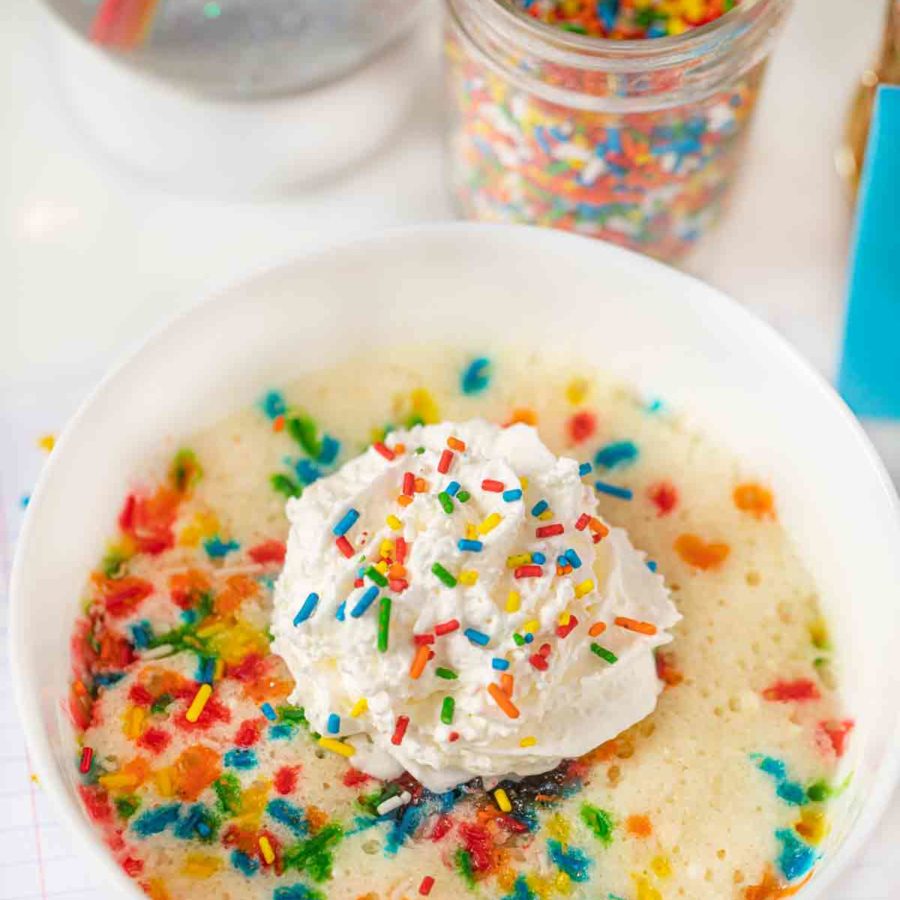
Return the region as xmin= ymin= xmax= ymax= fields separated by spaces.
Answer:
xmin=286 ymin=414 xmax=321 ymax=458
xmin=203 ymin=1 xmax=222 ymax=19
xmin=271 ymin=472 xmax=302 ymax=498
xmin=441 ymin=696 xmax=455 ymax=725
xmin=580 ymin=803 xmax=614 ymax=845
xmin=438 ymin=491 xmax=454 ymax=514
xmin=456 ymin=490 xmax=471 ymax=503
xmin=513 ymin=633 xmax=525 ymax=647
xmin=282 ymin=822 xmax=344 ymax=883
xmin=435 ymin=667 xmax=458 ymax=680
xmin=278 ymin=705 xmax=308 ymax=725
xmin=366 ymin=566 xmax=388 ymax=588
xmin=590 ymin=643 xmax=618 ymax=664
xmin=213 ymin=773 xmax=242 ymax=816
xmin=455 ymin=848 xmax=475 ymax=887
xmin=377 ymin=596 xmax=391 ymax=653
xmin=170 ymin=448 xmax=202 ymax=493
xmin=114 ymin=794 xmax=141 ymax=820
xmin=806 ymin=779 xmax=833 ymax=803
xmin=432 ymin=562 xmax=457 ymax=588
xmin=150 ymin=692 xmax=173 ymax=714
xmin=415 ymin=446 xmax=426 ymax=454
xmin=101 ymin=549 xmax=128 ymax=578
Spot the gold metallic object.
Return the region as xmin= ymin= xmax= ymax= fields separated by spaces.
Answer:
xmin=839 ymin=1 xmax=900 ymax=192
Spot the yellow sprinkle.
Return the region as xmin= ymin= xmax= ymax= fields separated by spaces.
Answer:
xmin=375 ymin=560 xmax=389 ymax=574
xmin=507 ymin=553 xmax=531 ymax=569
xmin=554 ymin=871 xmax=573 ymax=895
xmin=795 ymin=808 xmax=829 ymax=845
xmin=319 ymin=737 xmax=355 ymax=758
xmin=350 ymin=698 xmax=368 ymax=718
xmin=547 ymin=812 xmax=572 ymax=842
xmin=386 ymin=515 xmax=402 ymax=531
xmin=566 ymin=377 xmax=590 ymax=405
xmin=459 ymin=570 xmax=479 ymax=586
xmin=520 ymin=476 xmax=529 ymax=490
xmin=196 ymin=622 xmax=226 ymax=639
xmin=650 ymin=855 xmax=672 ymax=879
xmin=574 ymin=579 xmax=594 ymax=599
xmin=99 ymin=771 xmax=139 ymax=791
xmin=30 ymin=773 xmax=40 ymax=785
xmin=523 ymin=619 xmax=539 ymax=634
xmin=233 ymin=781 xmax=271 ymax=828
xmin=478 ymin=513 xmax=502 ymax=535
xmin=259 ymin=835 xmax=276 ymax=865
xmin=123 ymin=706 xmax=146 ymax=740
xmin=182 ymin=853 xmax=222 ymax=879
xmin=465 ymin=523 xmax=478 ymax=540
xmin=558 ymin=611 xmax=571 ymax=627
xmin=520 ymin=736 xmax=537 ymax=747
xmin=410 ymin=387 xmax=440 ymax=424
xmin=538 ymin=509 xmax=553 ymax=521
xmin=506 ymin=591 xmax=521 ymax=613
xmin=37 ymin=433 xmax=56 ymax=452
xmin=213 ymin=657 xmax=225 ymax=681
xmin=185 ymin=683 xmax=213 ymax=723
xmin=154 ymin=767 xmax=175 ymax=797
xmin=632 ymin=873 xmax=662 ymax=900
xmin=494 ymin=788 xmax=512 ymax=813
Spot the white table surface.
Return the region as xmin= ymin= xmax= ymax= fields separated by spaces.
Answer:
xmin=1 ymin=0 xmax=898 ymax=897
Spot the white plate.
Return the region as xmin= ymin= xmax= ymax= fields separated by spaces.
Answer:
xmin=10 ymin=223 xmax=900 ymax=897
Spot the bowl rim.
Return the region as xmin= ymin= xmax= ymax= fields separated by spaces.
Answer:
xmin=9 ymin=221 xmax=900 ymax=898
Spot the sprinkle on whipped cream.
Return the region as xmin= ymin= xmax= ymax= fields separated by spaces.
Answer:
xmin=272 ymin=420 xmax=680 ymax=792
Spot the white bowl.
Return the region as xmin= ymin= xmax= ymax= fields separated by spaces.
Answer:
xmin=10 ymin=224 xmax=900 ymax=897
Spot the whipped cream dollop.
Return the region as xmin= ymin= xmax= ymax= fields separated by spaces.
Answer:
xmin=272 ymin=420 xmax=679 ymax=792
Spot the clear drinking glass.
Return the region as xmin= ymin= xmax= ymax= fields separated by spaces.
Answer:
xmin=444 ymin=0 xmax=791 ymax=262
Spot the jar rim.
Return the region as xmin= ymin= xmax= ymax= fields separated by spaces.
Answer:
xmin=450 ymin=0 xmax=787 ymax=71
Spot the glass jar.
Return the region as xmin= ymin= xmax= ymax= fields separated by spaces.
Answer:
xmin=444 ymin=0 xmax=791 ymax=262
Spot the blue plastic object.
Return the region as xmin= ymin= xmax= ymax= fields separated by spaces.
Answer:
xmin=838 ymin=85 xmax=900 ymax=419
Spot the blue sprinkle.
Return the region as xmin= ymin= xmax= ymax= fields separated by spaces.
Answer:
xmin=327 ymin=713 xmax=340 ymax=734
xmin=181 ymin=608 xmax=198 ymax=625
xmin=492 ymin=658 xmax=510 ymax=671
xmin=531 ymin=499 xmax=549 ymax=517
xmin=578 ymin=462 xmax=593 ymax=477
xmin=335 ymin=601 xmax=346 ymax=622
xmin=293 ymin=592 xmax=319 ymax=626
xmin=269 ymin=723 xmax=295 ymax=740
xmin=531 ymin=551 xmax=546 ymax=565
xmin=267 ymin=798 xmax=309 ymax=837
xmin=20 ymin=494 xmax=30 ymax=508
xmin=646 ymin=397 xmax=665 ymax=414
xmin=445 ymin=481 xmax=461 ymax=497
xmin=230 ymin=849 xmax=260 ymax=876
xmin=173 ymin=804 xmax=213 ymax=841
xmin=565 ymin=549 xmax=582 ymax=569
xmin=260 ymin=390 xmax=287 ymax=420
xmin=548 ymin=839 xmax=591 ymax=882
xmin=594 ymin=481 xmax=633 ymax=500
xmin=351 ymin=586 xmax=379 ymax=618
xmin=502 ymin=875 xmax=536 ymax=900
xmin=753 ymin=755 xmax=808 ymax=806
xmin=261 ymin=702 xmax=277 ymax=722
xmin=295 ymin=458 xmax=321 ymax=486
xmin=524 ymin=633 xmax=534 ymax=644
xmin=461 ymin=357 xmax=492 ymax=395
xmin=647 ymin=560 xmax=658 ymax=572
xmin=130 ymin=621 xmax=153 ymax=650
xmin=556 ymin=554 xmax=569 ymax=566
xmin=594 ymin=441 xmax=639 ymax=470
xmin=503 ymin=488 xmax=523 ymax=502
xmin=458 ymin=539 xmax=484 ymax=552
xmin=777 ymin=781 xmax=809 ymax=806
xmin=332 ymin=508 xmax=359 ymax=537
xmin=385 ymin=803 xmax=423 ymax=855
xmin=132 ymin=803 xmax=181 ymax=837
xmin=318 ymin=434 xmax=341 ymax=465
xmin=93 ymin=671 xmax=125 ymax=687
xmin=274 ymin=887 xmax=323 ymax=900
xmin=776 ymin=828 xmax=816 ymax=881
xmin=224 ymin=748 xmax=258 ymax=770
xmin=204 ymin=536 xmax=240 ymax=558
xmin=196 ymin=656 xmax=216 ymax=685
xmin=464 ymin=628 xmax=490 ymax=647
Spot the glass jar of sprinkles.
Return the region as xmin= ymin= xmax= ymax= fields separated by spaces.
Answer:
xmin=444 ymin=0 xmax=791 ymax=261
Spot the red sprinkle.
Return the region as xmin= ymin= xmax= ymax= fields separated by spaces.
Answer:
xmin=353 ymin=578 xmax=364 ymax=588
xmin=342 ymin=767 xmax=371 ymax=788
xmin=235 ymin=719 xmax=263 ymax=748
xmin=391 ymin=715 xmax=410 ymax=745
xmin=556 ymin=615 xmax=579 ymax=639
xmin=568 ymin=411 xmax=597 ymax=444
xmin=335 ymin=536 xmax=354 ymax=558
xmin=536 ymin=523 xmax=564 ymax=539
xmin=762 ymin=678 xmax=821 ymax=703
xmin=137 ymin=727 xmax=171 ymax=755
xmin=430 ymin=814 xmax=453 ymax=841
xmin=389 ymin=578 xmax=410 ymax=593
xmin=419 ymin=876 xmax=435 ymax=896
xmin=648 ymin=481 xmax=679 ymax=517
xmin=514 ymin=565 xmax=543 ymax=579
xmin=575 ymin=513 xmax=591 ymax=531
xmin=122 ymin=856 xmax=144 ymax=877
xmin=529 ymin=653 xmax=549 ymax=671
xmin=414 ymin=633 xmax=436 ymax=645
xmin=403 ymin=472 xmax=416 ymax=496
xmin=438 ymin=450 xmax=454 ymax=474
xmin=482 ymin=479 xmax=504 ymax=492
xmin=496 ymin=815 xmax=530 ymax=834
xmin=248 ymin=540 xmax=286 ymax=565
xmin=373 ymin=442 xmax=395 ymax=461
xmin=819 ymin=720 xmax=854 ymax=757
xmin=396 ymin=537 xmax=408 ymax=564
xmin=79 ymin=746 xmax=93 ymax=774
xmin=435 ymin=619 xmax=460 ymax=636
xmin=448 ymin=731 xmax=460 ymax=742
xmin=274 ymin=765 xmax=300 ymax=795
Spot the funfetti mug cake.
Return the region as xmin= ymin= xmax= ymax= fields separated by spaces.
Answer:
xmin=66 ymin=345 xmax=851 ymax=900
